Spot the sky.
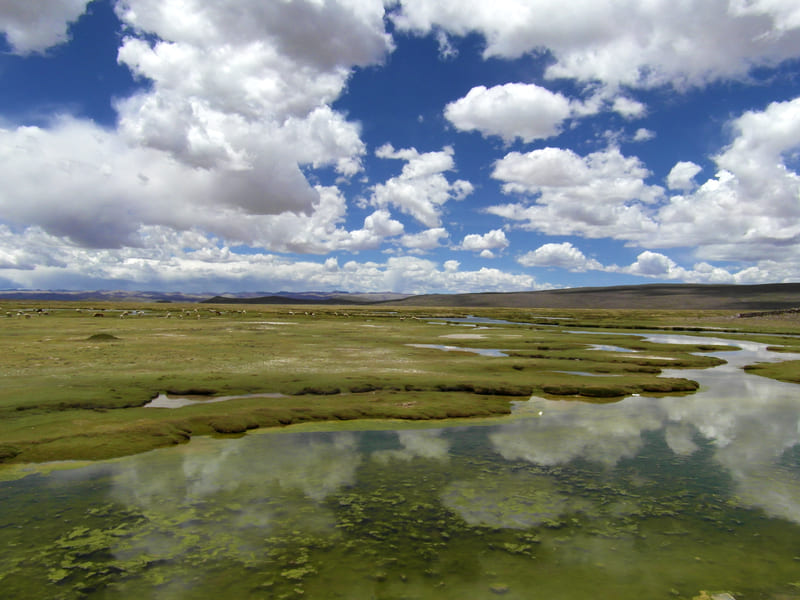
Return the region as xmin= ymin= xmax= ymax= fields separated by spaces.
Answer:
xmin=1 ymin=1 xmax=800 ymax=294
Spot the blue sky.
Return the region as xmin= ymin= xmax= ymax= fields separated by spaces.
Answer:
xmin=1 ymin=0 xmax=800 ymax=294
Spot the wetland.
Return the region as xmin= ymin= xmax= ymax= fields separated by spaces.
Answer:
xmin=2 ymin=302 xmax=800 ymax=598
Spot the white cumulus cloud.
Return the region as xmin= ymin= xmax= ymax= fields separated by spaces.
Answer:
xmin=444 ymin=83 xmax=573 ymax=143
xmin=391 ymin=0 xmax=800 ymax=88
xmin=623 ymin=251 xmax=684 ymax=278
xmin=370 ymin=144 xmax=474 ymax=227
xmin=0 ymin=0 xmax=91 ymax=54
xmin=0 ymin=0 xmax=394 ymax=260
xmin=488 ymin=146 xmax=663 ymax=239
xmin=667 ymin=161 xmax=703 ymax=191
xmin=612 ymin=96 xmax=646 ymax=119
xmin=401 ymin=228 xmax=449 ymax=251
xmin=649 ymin=97 xmax=800 ymax=265
xmin=514 ymin=243 xmax=747 ymax=283
xmin=458 ymin=229 xmax=509 ymax=253
xmin=112 ymin=0 xmax=391 ymax=201
xmin=517 ymin=242 xmax=603 ymax=271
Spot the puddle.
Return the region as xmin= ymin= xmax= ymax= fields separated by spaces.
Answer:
xmin=429 ymin=315 xmax=570 ymax=326
xmin=144 ymin=392 xmax=286 ymax=409
xmin=406 ymin=344 xmax=508 ymax=357
xmin=552 ymin=371 xmax=622 ymax=377
xmin=588 ymin=344 xmax=636 ymax=352
xmin=429 ymin=315 xmax=527 ymax=325
xmin=439 ymin=333 xmax=487 ymax=340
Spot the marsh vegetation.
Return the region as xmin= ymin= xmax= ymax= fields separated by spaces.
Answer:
xmin=1 ymin=301 xmax=799 ymax=464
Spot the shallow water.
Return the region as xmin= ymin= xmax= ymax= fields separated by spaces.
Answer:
xmin=551 ymin=370 xmax=622 ymax=376
xmin=588 ymin=343 xmax=637 ymax=352
xmin=430 ymin=314 xmax=569 ymax=325
xmin=429 ymin=315 xmax=530 ymax=325
xmin=144 ymin=392 xmax=286 ymax=409
xmin=2 ymin=337 xmax=800 ymax=599
xmin=406 ymin=343 xmax=509 ymax=357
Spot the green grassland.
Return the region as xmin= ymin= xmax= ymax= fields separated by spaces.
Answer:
xmin=2 ymin=301 xmax=799 ymax=464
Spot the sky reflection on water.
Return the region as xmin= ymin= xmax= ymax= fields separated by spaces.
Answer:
xmin=500 ymin=336 xmax=800 ymax=525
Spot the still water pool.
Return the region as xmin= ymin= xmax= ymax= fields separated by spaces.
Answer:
xmin=2 ymin=337 xmax=800 ymax=599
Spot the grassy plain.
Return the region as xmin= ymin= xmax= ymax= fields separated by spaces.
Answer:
xmin=2 ymin=301 xmax=799 ymax=464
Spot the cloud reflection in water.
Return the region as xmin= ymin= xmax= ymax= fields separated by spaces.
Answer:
xmin=487 ymin=336 xmax=800 ymax=525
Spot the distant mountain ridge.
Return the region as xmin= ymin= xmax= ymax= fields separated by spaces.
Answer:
xmin=0 ymin=289 xmax=410 ymax=304
xmin=0 ymin=290 xmax=209 ymax=303
xmin=2 ymin=283 xmax=800 ymax=311
xmin=389 ymin=283 xmax=800 ymax=311
xmin=202 ymin=291 xmax=411 ymax=304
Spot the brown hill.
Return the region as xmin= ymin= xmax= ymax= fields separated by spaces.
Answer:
xmin=387 ymin=283 xmax=800 ymax=311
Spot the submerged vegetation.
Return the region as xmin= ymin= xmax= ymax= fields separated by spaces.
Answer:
xmin=1 ymin=301 xmax=799 ymax=464
xmin=4 ymin=422 xmax=800 ymax=599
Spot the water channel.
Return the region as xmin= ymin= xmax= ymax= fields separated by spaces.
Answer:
xmin=2 ymin=334 xmax=800 ymax=599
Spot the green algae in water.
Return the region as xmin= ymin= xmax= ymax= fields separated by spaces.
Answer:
xmin=440 ymin=472 xmax=589 ymax=529
xmin=4 ymin=356 xmax=800 ymax=600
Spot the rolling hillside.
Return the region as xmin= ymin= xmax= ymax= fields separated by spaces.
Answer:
xmin=386 ymin=283 xmax=800 ymax=310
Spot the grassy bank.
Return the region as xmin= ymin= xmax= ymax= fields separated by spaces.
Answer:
xmin=2 ymin=301 xmax=798 ymax=464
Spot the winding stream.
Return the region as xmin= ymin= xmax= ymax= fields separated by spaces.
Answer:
xmin=2 ymin=334 xmax=800 ymax=599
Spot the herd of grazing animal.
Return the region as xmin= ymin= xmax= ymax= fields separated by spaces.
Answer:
xmin=6 ymin=307 xmax=249 ymax=319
